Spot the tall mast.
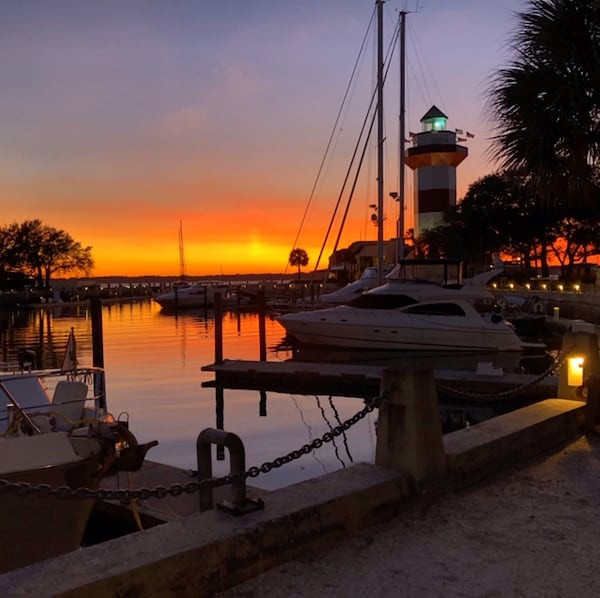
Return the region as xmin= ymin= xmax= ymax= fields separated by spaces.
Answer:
xmin=376 ymin=0 xmax=385 ymax=285
xmin=178 ymin=220 xmax=186 ymax=280
xmin=398 ymin=10 xmax=406 ymax=262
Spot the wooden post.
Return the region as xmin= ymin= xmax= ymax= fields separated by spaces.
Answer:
xmin=259 ymin=389 xmax=267 ymax=417
xmin=258 ymin=289 xmax=266 ymax=361
xmin=214 ymin=292 xmax=223 ymax=364
xmin=90 ymin=286 xmax=106 ymax=410
xmin=375 ymin=367 xmax=446 ymax=489
xmin=215 ymin=385 xmax=225 ymax=461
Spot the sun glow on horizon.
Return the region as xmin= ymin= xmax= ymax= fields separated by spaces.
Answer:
xmin=0 ymin=0 xmax=513 ymax=279
xmin=92 ymin=236 xmax=325 ymax=277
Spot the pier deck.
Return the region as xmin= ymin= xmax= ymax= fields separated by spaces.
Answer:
xmin=202 ymin=359 xmax=557 ymax=401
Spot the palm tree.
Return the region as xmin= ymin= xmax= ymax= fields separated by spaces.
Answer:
xmin=486 ymin=0 xmax=600 ymax=211
xmin=289 ymin=248 xmax=309 ymax=281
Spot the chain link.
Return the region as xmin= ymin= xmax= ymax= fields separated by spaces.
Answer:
xmin=0 ymin=393 xmax=385 ymax=501
xmin=437 ymin=346 xmax=572 ymax=401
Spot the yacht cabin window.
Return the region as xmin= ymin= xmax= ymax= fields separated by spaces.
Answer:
xmin=402 ymin=302 xmax=466 ymax=316
xmin=349 ymin=294 xmax=418 ymax=310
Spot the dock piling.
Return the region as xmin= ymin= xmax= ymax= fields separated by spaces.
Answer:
xmin=214 ymin=293 xmax=223 ymax=364
xmin=90 ymin=286 xmax=106 ymax=410
xmin=375 ymin=368 xmax=447 ymax=489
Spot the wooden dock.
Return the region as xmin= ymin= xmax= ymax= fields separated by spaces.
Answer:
xmin=92 ymin=358 xmax=557 ymax=539
xmin=201 ymin=359 xmax=558 ymax=402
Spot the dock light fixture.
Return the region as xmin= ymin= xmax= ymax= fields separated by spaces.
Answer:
xmin=525 ymin=283 xmax=531 ymax=290
xmin=574 ymin=284 xmax=581 ymax=292
xmin=509 ymin=283 xmax=514 ymax=289
xmin=558 ymin=284 xmax=564 ymax=291
xmin=567 ymin=356 xmax=584 ymax=387
xmin=541 ymin=283 xmax=547 ymax=290
xmin=558 ymin=329 xmax=600 ymax=401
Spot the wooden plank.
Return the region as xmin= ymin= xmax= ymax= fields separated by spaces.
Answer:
xmin=202 ymin=360 xmax=557 ymax=401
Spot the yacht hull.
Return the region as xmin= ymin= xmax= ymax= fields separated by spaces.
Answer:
xmin=154 ymin=286 xmax=213 ymax=309
xmin=277 ymin=307 xmax=524 ymax=352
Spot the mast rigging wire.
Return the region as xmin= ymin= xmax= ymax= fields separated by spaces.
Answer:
xmin=284 ymin=6 xmax=377 ymax=274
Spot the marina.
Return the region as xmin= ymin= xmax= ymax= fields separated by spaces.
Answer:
xmin=2 ymin=336 xmax=596 ymax=595
xmin=0 ymin=295 xmax=567 ymax=484
xmin=0 ymin=285 xmax=598 ymax=588
xmin=1 ymin=0 xmax=599 ymax=594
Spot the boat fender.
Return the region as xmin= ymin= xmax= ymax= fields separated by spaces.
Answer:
xmin=491 ymin=313 xmax=503 ymax=324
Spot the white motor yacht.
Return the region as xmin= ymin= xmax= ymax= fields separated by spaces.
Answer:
xmin=277 ymin=260 xmax=525 ymax=352
xmin=153 ymin=281 xmax=232 ymax=310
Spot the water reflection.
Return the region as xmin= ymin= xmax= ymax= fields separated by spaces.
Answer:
xmin=0 ymin=300 xmax=553 ymax=491
xmin=0 ymin=301 xmax=379 ymax=490
xmin=0 ymin=306 xmax=92 ymax=369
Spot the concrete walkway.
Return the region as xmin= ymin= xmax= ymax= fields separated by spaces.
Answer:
xmin=218 ymin=432 xmax=600 ymax=597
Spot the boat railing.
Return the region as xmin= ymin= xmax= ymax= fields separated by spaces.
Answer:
xmin=0 ymin=367 xmax=107 ymax=435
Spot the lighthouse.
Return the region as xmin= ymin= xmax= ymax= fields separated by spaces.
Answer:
xmin=405 ymin=106 xmax=468 ymax=236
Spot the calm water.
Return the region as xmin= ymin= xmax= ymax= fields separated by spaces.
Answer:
xmin=0 ymin=300 xmax=553 ymax=490
xmin=0 ymin=301 xmax=379 ymax=490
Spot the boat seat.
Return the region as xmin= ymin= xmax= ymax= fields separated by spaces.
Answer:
xmin=0 ymin=377 xmax=53 ymax=433
xmin=50 ymin=380 xmax=89 ymax=431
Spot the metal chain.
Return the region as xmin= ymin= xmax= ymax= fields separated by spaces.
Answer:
xmin=2 ymin=347 xmax=577 ymax=500
xmin=437 ymin=346 xmax=572 ymax=401
xmin=0 ymin=392 xmax=385 ymax=501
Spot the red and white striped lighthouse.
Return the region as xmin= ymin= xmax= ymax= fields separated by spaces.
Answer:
xmin=405 ymin=105 xmax=468 ymax=236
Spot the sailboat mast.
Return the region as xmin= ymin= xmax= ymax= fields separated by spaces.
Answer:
xmin=376 ymin=0 xmax=385 ymax=285
xmin=178 ymin=220 xmax=186 ymax=280
xmin=398 ymin=10 xmax=406 ymax=262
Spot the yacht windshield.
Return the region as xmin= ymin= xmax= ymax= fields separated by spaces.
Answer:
xmin=402 ymin=302 xmax=466 ymax=316
xmin=349 ymin=294 xmax=418 ymax=309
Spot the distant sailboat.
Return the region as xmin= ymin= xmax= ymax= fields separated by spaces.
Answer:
xmin=153 ymin=222 xmax=230 ymax=310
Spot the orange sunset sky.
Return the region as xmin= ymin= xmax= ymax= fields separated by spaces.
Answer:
xmin=0 ymin=0 xmax=524 ymax=277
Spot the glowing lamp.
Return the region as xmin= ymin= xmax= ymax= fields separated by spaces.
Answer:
xmin=567 ymin=356 xmax=584 ymax=387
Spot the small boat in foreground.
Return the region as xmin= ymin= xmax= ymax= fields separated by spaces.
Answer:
xmin=0 ymin=337 xmax=157 ymax=573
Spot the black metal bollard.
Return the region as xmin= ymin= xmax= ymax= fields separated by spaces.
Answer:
xmin=196 ymin=428 xmax=264 ymax=515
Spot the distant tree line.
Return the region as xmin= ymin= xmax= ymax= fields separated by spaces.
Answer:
xmin=416 ymin=0 xmax=600 ymax=282
xmin=0 ymin=220 xmax=94 ymax=290
xmin=418 ymin=171 xmax=600 ymax=281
